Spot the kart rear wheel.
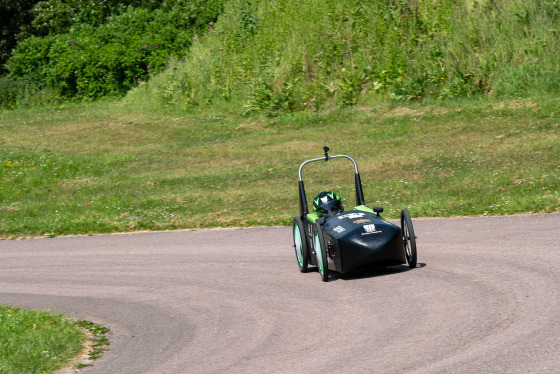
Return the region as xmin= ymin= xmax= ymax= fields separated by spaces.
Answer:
xmin=293 ymin=217 xmax=309 ymax=273
xmin=313 ymin=223 xmax=329 ymax=282
xmin=401 ymin=209 xmax=417 ymax=269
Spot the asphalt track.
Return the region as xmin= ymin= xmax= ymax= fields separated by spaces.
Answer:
xmin=1 ymin=213 xmax=559 ymax=374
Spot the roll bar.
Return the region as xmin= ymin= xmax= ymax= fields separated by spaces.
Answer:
xmin=298 ymin=146 xmax=366 ymax=217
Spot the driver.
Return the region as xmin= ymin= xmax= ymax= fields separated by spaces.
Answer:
xmin=313 ymin=191 xmax=344 ymax=216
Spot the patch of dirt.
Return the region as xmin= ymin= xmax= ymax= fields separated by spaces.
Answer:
xmin=58 ymin=177 xmax=96 ymax=188
xmin=491 ymin=100 xmax=537 ymax=110
xmin=381 ymin=107 xmax=425 ymax=119
xmin=235 ymin=121 xmax=266 ymax=131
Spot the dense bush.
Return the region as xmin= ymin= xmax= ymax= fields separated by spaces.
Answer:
xmin=132 ymin=0 xmax=560 ymax=114
xmin=1 ymin=0 xmax=160 ymax=74
xmin=30 ymin=0 xmax=163 ymax=36
xmin=5 ymin=0 xmax=223 ymax=101
xmin=0 ymin=77 xmax=20 ymax=108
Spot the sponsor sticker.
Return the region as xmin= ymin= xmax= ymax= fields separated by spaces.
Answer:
xmin=333 ymin=226 xmax=346 ymax=233
xmin=353 ymin=219 xmax=371 ymax=224
xmin=362 ymin=224 xmax=382 ymax=235
xmin=338 ymin=212 xmax=365 ymax=220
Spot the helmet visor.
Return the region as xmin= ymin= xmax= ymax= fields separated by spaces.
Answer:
xmin=318 ymin=199 xmax=343 ymax=215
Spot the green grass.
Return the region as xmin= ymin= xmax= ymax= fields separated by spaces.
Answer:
xmin=0 ymin=97 xmax=559 ymax=238
xmin=74 ymin=320 xmax=110 ymax=365
xmin=0 ymin=306 xmax=85 ymax=374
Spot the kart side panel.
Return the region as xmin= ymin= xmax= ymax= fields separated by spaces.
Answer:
xmin=321 ymin=210 xmax=406 ymax=273
xmin=322 ymin=231 xmax=343 ymax=272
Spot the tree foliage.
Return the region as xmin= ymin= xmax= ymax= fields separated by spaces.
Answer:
xmin=5 ymin=0 xmax=224 ymax=101
xmin=30 ymin=0 xmax=162 ymax=36
xmin=0 ymin=0 xmax=41 ymax=73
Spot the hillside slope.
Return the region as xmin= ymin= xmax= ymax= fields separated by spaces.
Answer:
xmin=131 ymin=0 xmax=560 ymax=114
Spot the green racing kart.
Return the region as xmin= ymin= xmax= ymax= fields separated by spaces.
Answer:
xmin=293 ymin=147 xmax=418 ymax=282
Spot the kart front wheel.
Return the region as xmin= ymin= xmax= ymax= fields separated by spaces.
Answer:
xmin=293 ymin=217 xmax=309 ymax=273
xmin=313 ymin=223 xmax=329 ymax=282
xmin=401 ymin=209 xmax=417 ymax=269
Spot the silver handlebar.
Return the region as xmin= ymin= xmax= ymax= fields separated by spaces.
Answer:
xmin=298 ymin=154 xmax=359 ymax=181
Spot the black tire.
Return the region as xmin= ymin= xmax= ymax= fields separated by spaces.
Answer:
xmin=313 ymin=223 xmax=329 ymax=282
xmin=401 ymin=209 xmax=417 ymax=269
xmin=293 ymin=217 xmax=308 ymax=273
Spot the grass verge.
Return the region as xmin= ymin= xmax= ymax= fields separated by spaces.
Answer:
xmin=0 ymin=306 xmax=85 ymax=373
xmin=0 ymin=97 xmax=559 ymax=238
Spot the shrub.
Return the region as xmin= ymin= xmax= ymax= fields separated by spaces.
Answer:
xmin=6 ymin=0 xmax=224 ymax=100
xmin=0 ymin=77 xmax=19 ymax=109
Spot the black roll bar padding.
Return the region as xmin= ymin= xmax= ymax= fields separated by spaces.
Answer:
xmin=299 ymin=180 xmax=308 ymax=217
xmin=354 ymin=172 xmax=366 ymax=207
xmin=323 ymin=146 xmax=330 ymax=161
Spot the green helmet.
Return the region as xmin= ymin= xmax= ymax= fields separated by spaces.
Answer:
xmin=313 ymin=191 xmax=344 ymax=216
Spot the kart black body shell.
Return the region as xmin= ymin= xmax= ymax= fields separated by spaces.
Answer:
xmin=319 ymin=210 xmax=406 ymax=273
xmin=303 ymin=208 xmax=406 ymax=274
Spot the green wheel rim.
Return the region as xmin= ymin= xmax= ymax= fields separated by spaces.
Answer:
xmin=294 ymin=223 xmax=304 ymax=267
xmin=314 ymin=230 xmax=324 ymax=275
